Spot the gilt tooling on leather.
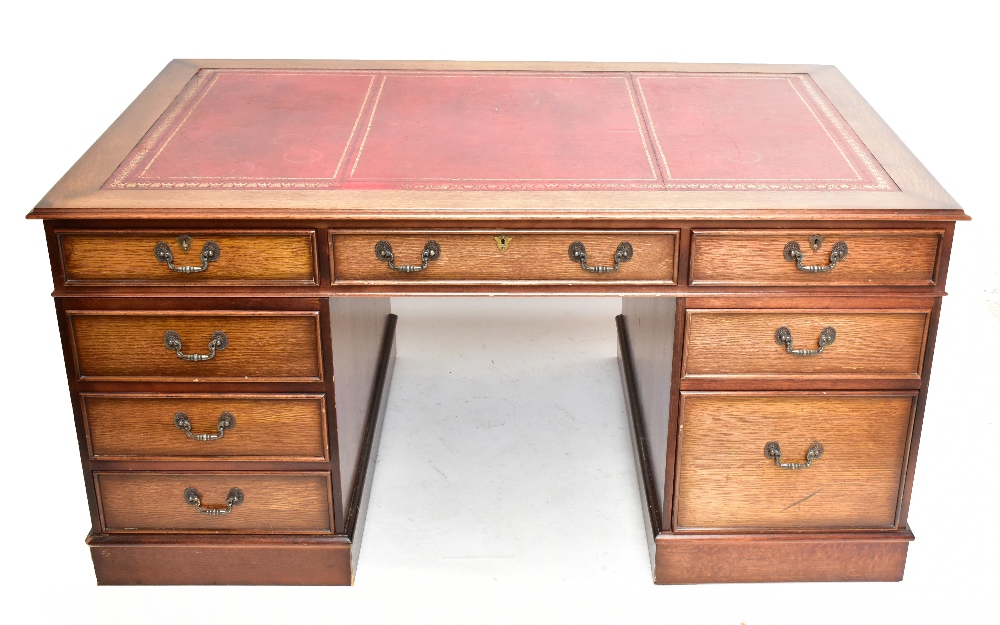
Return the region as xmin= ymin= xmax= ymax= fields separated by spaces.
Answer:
xmin=104 ymin=69 xmax=897 ymax=191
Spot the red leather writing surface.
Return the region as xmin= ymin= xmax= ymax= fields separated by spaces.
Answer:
xmin=344 ymin=73 xmax=660 ymax=189
xmin=106 ymin=70 xmax=377 ymax=189
xmin=634 ymin=73 xmax=894 ymax=190
xmin=105 ymin=69 xmax=896 ymax=191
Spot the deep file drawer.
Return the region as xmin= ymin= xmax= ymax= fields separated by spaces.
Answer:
xmin=68 ymin=310 xmax=323 ymax=382
xmin=674 ymin=392 xmax=915 ymax=531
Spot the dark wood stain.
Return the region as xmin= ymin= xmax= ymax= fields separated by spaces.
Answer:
xmin=29 ymin=60 xmax=962 ymax=586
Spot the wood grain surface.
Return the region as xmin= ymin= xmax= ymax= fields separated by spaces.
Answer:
xmin=96 ymin=472 xmax=333 ymax=533
xmin=332 ymin=230 xmax=677 ymax=283
xmin=83 ymin=394 xmax=328 ymax=460
xmin=27 ymin=57 xmax=966 ymax=587
xmin=90 ymin=538 xmax=352 ymax=585
xmin=69 ymin=311 xmax=322 ymax=381
xmin=674 ymin=392 xmax=914 ymax=530
xmin=683 ymin=309 xmax=930 ymax=379
xmin=620 ymin=299 xmax=677 ymax=519
xmin=654 ymin=531 xmax=911 ymax=583
xmin=59 ymin=230 xmax=317 ymax=285
xmin=689 ymin=229 xmax=943 ymax=286
xmin=329 ymin=298 xmax=392 ymax=516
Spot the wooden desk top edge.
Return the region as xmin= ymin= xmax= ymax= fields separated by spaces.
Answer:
xmin=28 ymin=59 xmax=967 ymax=222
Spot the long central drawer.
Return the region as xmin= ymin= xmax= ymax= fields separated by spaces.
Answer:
xmin=68 ymin=311 xmax=323 ymax=382
xmin=332 ymin=230 xmax=678 ymax=284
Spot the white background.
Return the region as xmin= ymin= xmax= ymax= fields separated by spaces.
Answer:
xmin=2 ymin=1 xmax=998 ymax=623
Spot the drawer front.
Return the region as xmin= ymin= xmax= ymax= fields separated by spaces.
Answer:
xmin=675 ymin=393 xmax=914 ymax=531
xmin=332 ymin=230 xmax=677 ymax=283
xmin=96 ymin=472 xmax=333 ymax=533
xmin=689 ymin=229 xmax=943 ymax=286
xmin=58 ymin=230 xmax=318 ymax=285
xmin=69 ymin=311 xmax=322 ymax=381
xmin=683 ymin=309 xmax=930 ymax=380
xmin=83 ymin=394 xmax=328 ymax=461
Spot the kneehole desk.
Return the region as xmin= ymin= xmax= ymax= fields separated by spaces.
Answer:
xmin=28 ymin=60 xmax=967 ymax=585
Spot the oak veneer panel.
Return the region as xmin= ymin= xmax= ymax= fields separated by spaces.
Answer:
xmin=689 ymin=229 xmax=943 ymax=286
xmin=69 ymin=311 xmax=322 ymax=381
xmin=59 ymin=231 xmax=317 ymax=285
xmin=332 ymin=231 xmax=677 ymax=283
xmin=83 ymin=394 xmax=328 ymax=460
xmin=620 ymin=299 xmax=676 ymax=517
xmin=675 ymin=393 xmax=914 ymax=530
xmin=683 ymin=310 xmax=929 ymax=379
xmin=329 ymin=298 xmax=392 ymax=516
xmin=96 ymin=472 xmax=333 ymax=533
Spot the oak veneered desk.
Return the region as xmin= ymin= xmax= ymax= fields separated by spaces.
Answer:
xmin=28 ymin=60 xmax=967 ymax=585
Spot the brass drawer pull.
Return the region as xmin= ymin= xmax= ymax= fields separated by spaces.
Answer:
xmin=374 ymin=240 xmax=440 ymax=273
xmin=774 ymin=326 xmax=836 ymax=356
xmin=163 ymin=330 xmax=228 ymax=361
xmin=783 ymin=240 xmax=848 ymax=273
xmin=174 ymin=411 xmax=235 ymax=441
xmin=568 ymin=241 xmax=633 ymax=273
xmin=764 ymin=441 xmax=824 ymax=469
xmin=154 ymin=239 xmax=220 ymax=273
xmin=183 ymin=487 xmax=244 ymax=515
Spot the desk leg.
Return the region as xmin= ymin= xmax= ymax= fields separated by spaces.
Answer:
xmin=87 ymin=303 xmax=397 ymax=586
xmin=340 ymin=308 xmax=397 ymax=582
xmin=618 ymin=299 xmax=913 ymax=584
xmin=616 ymin=300 xmax=676 ymax=576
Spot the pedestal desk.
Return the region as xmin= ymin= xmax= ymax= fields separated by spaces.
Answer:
xmin=28 ymin=60 xmax=967 ymax=585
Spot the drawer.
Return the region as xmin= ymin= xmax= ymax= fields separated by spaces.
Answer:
xmin=332 ymin=230 xmax=677 ymax=284
xmin=682 ymin=309 xmax=930 ymax=380
xmin=689 ymin=229 xmax=943 ymax=286
xmin=68 ymin=311 xmax=322 ymax=382
xmin=674 ymin=393 xmax=915 ymax=531
xmin=57 ymin=230 xmax=318 ymax=286
xmin=82 ymin=394 xmax=328 ymax=461
xmin=95 ymin=472 xmax=333 ymax=533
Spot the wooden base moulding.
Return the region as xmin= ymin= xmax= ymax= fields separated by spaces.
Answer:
xmin=88 ymin=536 xmax=353 ymax=586
xmin=653 ymin=531 xmax=911 ymax=584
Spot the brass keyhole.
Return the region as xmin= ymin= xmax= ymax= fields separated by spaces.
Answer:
xmin=494 ymin=234 xmax=513 ymax=253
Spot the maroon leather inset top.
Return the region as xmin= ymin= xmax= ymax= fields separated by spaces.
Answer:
xmin=104 ymin=69 xmax=896 ymax=191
